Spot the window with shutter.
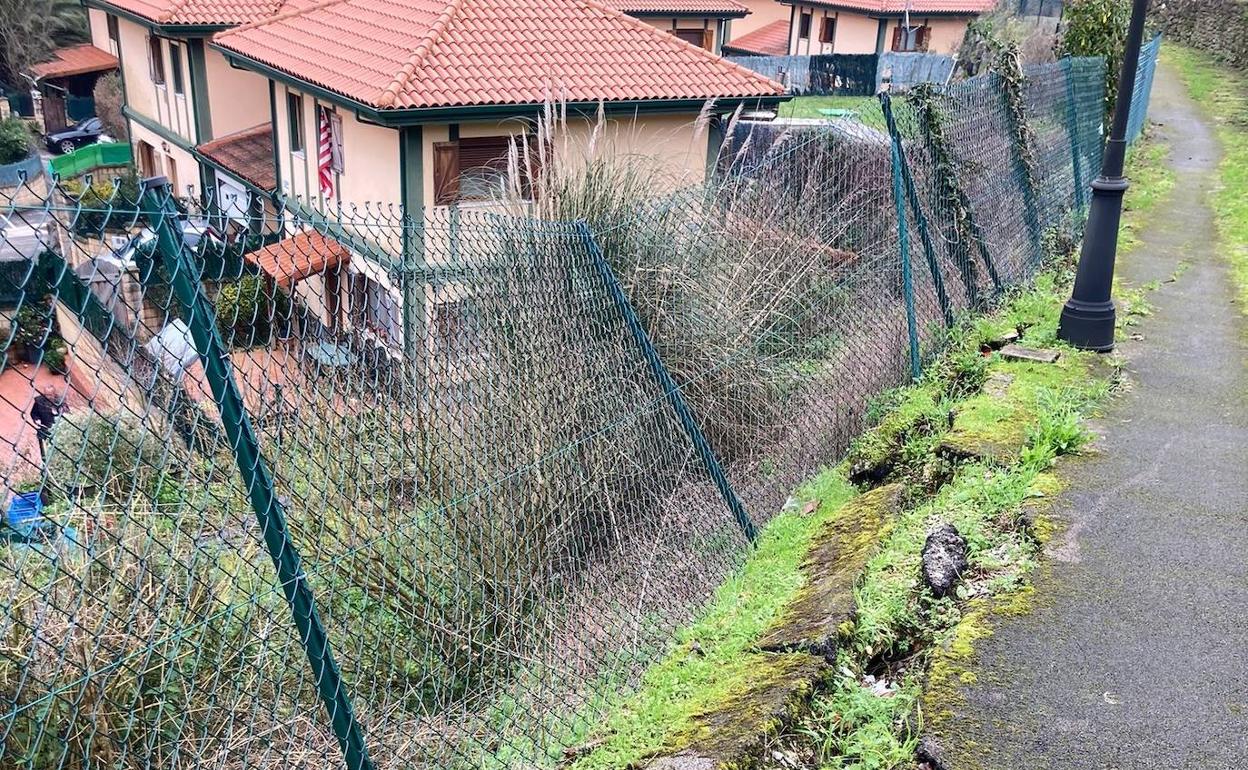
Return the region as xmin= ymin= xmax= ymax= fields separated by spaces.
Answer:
xmin=433 ymin=141 xmax=460 ymax=205
xmin=820 ymin=17 xmax=836 ymax=44
xmin=892 ymin=25 xmax=927 ymax=52
xmin=458 ymin=136 xmax=512 ymax=201
xmin=673 ymin=28 xmax=706 ymax=48
xmin=799 ymin=13 xmax=812 ymax=40
xmin=148 ymin=37 xmax=165 ymax=85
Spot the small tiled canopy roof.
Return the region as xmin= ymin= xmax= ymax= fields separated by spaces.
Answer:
xmin=212 ymin=0 xmax=785 ymax=111
xmin=788 ymin=0 xmax=996 ymax=13
xmin=244 ymin=231 xmax=349 ymax=288
xmin=28 ymin=45 xmax=119 ymax=80
xmin=97 ymin=0 xmax=302 ymax=25
xmin=198 ymin=124 xmax=277 ymax=192
xmin=722 ymin=19 xmax=790 ymax=56
xmin=602 ymin=0 xmax=748 ymax=15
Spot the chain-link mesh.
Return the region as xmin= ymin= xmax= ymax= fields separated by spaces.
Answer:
xmin=1 ymin=55 xmax=1124 ymax=770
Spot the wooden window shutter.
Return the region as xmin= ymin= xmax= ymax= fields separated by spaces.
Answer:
xmin=433 ymin=141 xmax=460 ymax=205
xmin=917 ymin=26 xmax=932 ymax=52
xmin=702 ymin=29 xmax=713 ymax=51
xmin=891 ymin=26 xmax=904 ymax=52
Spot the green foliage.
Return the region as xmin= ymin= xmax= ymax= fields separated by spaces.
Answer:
xmin=1058 ymin=0 xmax=1132 ymax=116
xmin=214 ymin=274 xmax=291 ymax=348
xmin=58 ymin=170 xmax=143 ymax=236
xmin=45 ymin=411 xmax=187 ymax=505
xmin=12 ymin=294 xmax=56 ymax=351
xmin=0 ymin=116 xmax=33 ymax=165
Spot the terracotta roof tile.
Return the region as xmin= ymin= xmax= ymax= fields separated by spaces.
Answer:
xmin=100 ymin=0 xmax=309 ymax=26
xmin=722 ymin=19 xmax=789 ymax=55
xmin=790 ymin=0 xmax=995 ymax=13
xmin=244 ymin=231 xmax=349 ymax=287
xmin=198 ymin=124 xmax=277 ymax=191
xmin=602 ymin=0 xmax=748 ymax=15
xmin=28 ymin=44 xmax=119 ymax=80
xmin=212 ymin=0 xmax=785 ymax=111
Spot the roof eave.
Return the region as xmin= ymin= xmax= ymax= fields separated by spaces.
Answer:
xmin=777 ymin=0 xmax=981 ymax=14
xmin=82 ymin=0 xmax=236 ymax=36
xmin=624 ymin=9 xmax=749 ymax=18
xmin=215 ymin=46 xmax=789 ymax=127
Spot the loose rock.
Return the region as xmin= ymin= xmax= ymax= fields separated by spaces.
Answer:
xmin=916 ymin=735 xmax=949 ymax=770
xmin=922 ymin=524 xmax=969 ymax=598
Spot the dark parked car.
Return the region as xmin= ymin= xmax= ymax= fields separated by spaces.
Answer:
xmin=45 ymin=117 xmax=106 ymax=155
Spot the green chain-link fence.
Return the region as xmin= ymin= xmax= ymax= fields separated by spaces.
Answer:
xmin=0 ymin=50 xmax=1131 ymax=770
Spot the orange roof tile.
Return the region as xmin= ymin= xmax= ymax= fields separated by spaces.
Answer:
xmin=786 ymin=0 xmax=994 ymax=13
xmin=244 ymin=231 xmax=349 ymax=287
xmin=28 ymin=45 xmax=119 ymax=80
xmin=722 ymin=19 xmax=790 ymax=55
xmin=602 ymin=0 xmax=748 ymax=15
xmin=212 ymin=0 xmax=785 ymax=111
xmin=99 ymin=0 xmax=308 ymax=26
xmin=198 ymin=124 xmax=277 ymax=191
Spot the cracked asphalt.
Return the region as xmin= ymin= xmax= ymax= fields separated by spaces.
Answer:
xmin=933 ymin=64 xmax=1248 ymax=769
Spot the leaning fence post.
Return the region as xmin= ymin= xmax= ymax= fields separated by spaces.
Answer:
xmin=890 ymin=141 xmax=923 ymax=381
xmin=880 ymin=93 xmax=955 ymax=328
xmin=578 ymin=222 xmax=757 ymax=543
xmin=137 ymin=178 xmax=375 ymax=770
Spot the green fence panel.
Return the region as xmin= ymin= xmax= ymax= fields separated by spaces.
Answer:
xmin=49 ymin=142 xmax=133 ymax=180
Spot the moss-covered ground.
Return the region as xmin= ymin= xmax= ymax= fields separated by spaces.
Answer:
xmin=1166 ymin=46 xmax=1248 ymax=313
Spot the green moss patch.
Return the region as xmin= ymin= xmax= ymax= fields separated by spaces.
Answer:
xmin=759 ymin=484 xmax=906 ymax=660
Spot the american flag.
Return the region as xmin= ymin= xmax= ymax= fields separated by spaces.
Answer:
xmin=318 ymin=107 xmax=334 ymax=197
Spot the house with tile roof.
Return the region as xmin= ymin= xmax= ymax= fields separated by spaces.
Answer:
xmin=723 ymin=0 xmax=792 ymax=54
xmin=782 ymin=0 xmax=995 ymax=56
xmin=79 ymin=0 xmax=297 ymax=224
xmin=601 ymin=0 xmax=750 ymax=54
xmin=209 ymin=0 xmax=785 ymax=215
xmin=200 ymin=0 xmax=783 ymax=358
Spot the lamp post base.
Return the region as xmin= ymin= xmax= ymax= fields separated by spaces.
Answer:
xmin=1058 ymin=298 xmax=1116 ymax=352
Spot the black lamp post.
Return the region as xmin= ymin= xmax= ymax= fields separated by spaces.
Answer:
xmin=1057 ymin=0 xmax=1152 ymax=352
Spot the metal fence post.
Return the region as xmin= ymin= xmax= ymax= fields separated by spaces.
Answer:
xmin=890 ymin=141 xmax=923 ymax=381
xmin=880 ymin=93 xmax=955 ymax=328
xmin=137 ymin=178 xmax=375 ymax=770
xmin=579 ymin=222 xmax=757 ymax=543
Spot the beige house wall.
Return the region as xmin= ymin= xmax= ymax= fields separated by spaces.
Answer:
xmin=879 ymin=16 xmax=971 ymax=55
xmin=785 ymin=4 xmax=972 ymax=56
xmin=128 ymin=119 xmax=201 ymax=198
xmin=732 ymin=0 xmax=791 ymax=38
xmin=636 ymin=16 xmax=728 ymax=51
xmin=834 ymin=11 xmax=882 ymax=54
xmin=203 ymin=48 xmax=271 ymax=139
xmin=113 ymin=18 xmax=196 ymax=143
xmin=272 ymin=82 xmax=402 ymax=214
xmin=87 ymin=8 xmax=113 ymax=55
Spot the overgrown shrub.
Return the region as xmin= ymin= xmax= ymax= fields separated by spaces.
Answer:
xmin=1059 ymin=0 xmax=1132 ymax=116
xmin=58 ymin=170 xmax=143 ymax=236
xmin=0 ymin=115 xmax=33 ymax=164
xmin=92 ymin=71 xmax=126 ymax=141
xmin=214 ymin=273 xmax=291 ymax=347
xmin=45 ymin=411 xmax=186 ymax=504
